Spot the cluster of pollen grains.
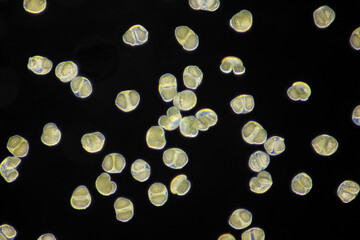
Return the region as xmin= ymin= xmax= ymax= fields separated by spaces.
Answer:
xmin=175 ymin=26 xmax=199 ymax=51
xmin=220 ymin=56 xmax=245 ymax=75
xmin=114 ymin=197 xmax=134 ymax=222
xmin=0 ymin=224 xmax=17 ymax=240
xmin=123 ymin=25 xmax=149 ymax=46
xmin=27 ymin=55 xmax=52 ymax=75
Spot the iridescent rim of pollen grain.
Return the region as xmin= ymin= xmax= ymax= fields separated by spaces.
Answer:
xmin=23 ymin=0 xmax=47 ymax=14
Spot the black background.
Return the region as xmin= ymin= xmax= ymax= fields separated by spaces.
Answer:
xmin=0 ymin=0 xmax=360 ymax=239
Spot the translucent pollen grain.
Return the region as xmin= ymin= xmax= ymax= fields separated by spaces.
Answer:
xmin=95 ymin=173 xmax=117 ymax=196
xmin=123 ymin=24 xmax=149 ymax=46
xmin=55 ymin=61 xmax=78 ymax=83
xmin=37 ymin=233 xmax=56 ymax=240
xmin=291 ymin=172 xmax=313 ymax=196
xmin=115 ymin=90 xmax=140 ymax=112
xmin=146 ymin=126 xmax=166 ymax=150
xmin=241 ymin=121 xmax=267 ymax=145
xmin=175 ymin=26 xmax=199 ymax=51
xmin=70 ymin=76 xmax=93 ymax=99
xmin=350 ymin=27 xmax=360 ymax=50
xmin=189 ymin=0 xmax=220 ymax=12
xmin=220 ymin=56 xmax=245 ymax=75
xmin=183 ymin=65 xmax=203 ymax=90
xmin=102 ymin=153 xmax=126 ymax=174
xmin=148 ymin=182 xmax=168 ymax=207
xmin=7 ymin=135 xmax=29 ymax=158
xmin=228 ymin=208 xmax=252 ymax=230
xmin=313 ymin=5 xmax=335 ymax=29
xmin=81 ymin=131 xmax=105 ymax=153
xmin=337 ymin=180 xmax=360 ymax=203
xmin=218 ymin=233 xmax=236 ymax=240
xmin=195 ymin=108 xmax=218 ymax=131
xmin=41 ymin=122 xmax=61 ymax=146
xmin=179 ymin=116 xmax=199 ymax=138
xmin=158 ymin=106 xmax=182 ymax=131
xmin=264 ymin=136 xmax=285 ymax=156
xmin=158 ymin=73 xmax=178 ymax=102
xmin=352 ymin=105 xmax=360 ymax=126
xmin=249 ymin=171 xmax=272 ymax=194
xmin=173 ymin=90 xmax=197 ymax=111
xmin=131 ymin=159 xmax=151 ymax=182
xmin=241 ymin=227 xmax=265 ymax=240
xmin=0 ymin=224 xmax=17 ymax=240
xmin=311 ymin=134 xmax=338 ymax=156
xmin=114 ymin=197 xmax=134 ymax=222
xmin=230 ymin=10 xmax=253 ymax=33
xmin=27 ymin=55 xmax=52 ymax=75
xmin=162 ymin=148 xmax=189 ymax=169
xmin=0 ymin=157 xmax=21 ymax=183
xmin=70 ymin=185 xmax=92 ymax=210
xmin=248 ymin=151 xmax=270 ymax=172
xmin=170 ymin=174 xmax=191 ymax=196
xmin=230 ymin=94 xmax=254 ymax=114
xmin=23 ymin=0 xmax=47 ymax=14
xmin=287 ymin=81 xmax=311 ymax=101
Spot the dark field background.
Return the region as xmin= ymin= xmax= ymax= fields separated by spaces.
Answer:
xmin=0 ymin=0 xmax=359 ymax=239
